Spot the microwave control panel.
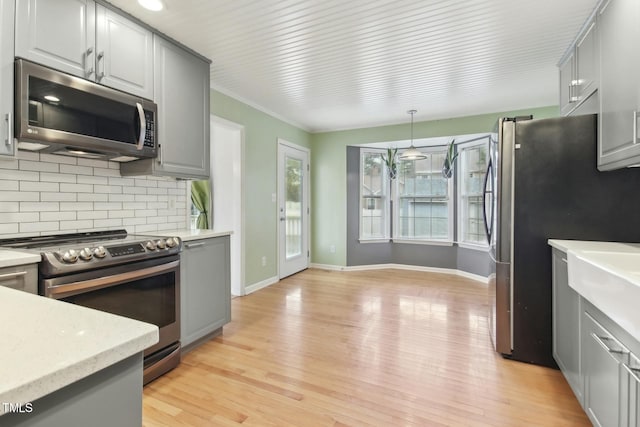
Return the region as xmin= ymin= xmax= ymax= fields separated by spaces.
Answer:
xmin=144 ymin=110 xmax=155 ymax=148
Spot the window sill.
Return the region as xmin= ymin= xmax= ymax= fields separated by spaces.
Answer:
xmin=391 ymin=239 xmax=453 ymax=247
xmin=358 ymin=238 xmax=391 ymax=244
xmin=456 ymin=242 xmax=489 ymax=251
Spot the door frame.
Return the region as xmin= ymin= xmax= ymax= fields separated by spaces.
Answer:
xmin=277 ymin=139 xmax=310 ymax=279
xmin=211 ymin=115 xmax=245 ymax=296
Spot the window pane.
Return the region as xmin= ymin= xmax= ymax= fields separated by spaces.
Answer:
xmin=360 ymin=151 xmax=386 ymax=239
xmin=396 ymin=147 xmax=450 ymax=241
xmin=459 ymin=141 xmax=489 ymax=245
xmin=285 ymin=156 xmax=303 ymax=259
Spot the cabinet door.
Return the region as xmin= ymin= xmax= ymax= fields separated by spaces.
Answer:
xmin=576 ymin=20 xmax=598 ymax=101
xmin=0 ymin=0 xmax=15 ymax=158
xmin=559 ymin=53 xmax=575 ymax=116
xmin=0 ymin=265 xmax=38 ymax=294
xmin=95 ymin=5 xmax=153 ymax=99
xmin=552 ymin=250 xmax=582 ymax=404
xmin=15 ymin=0 xmax=95 ymax=79
xmin=623 ymin=353 xmax=640 ymax=426
xmin=598 ymin=0 xmax=640 ymax=170
xmin=583 ymin=311 xmax=625 ymax=427
xmin=180 ymin=237 xmax=231 ymax=347
xmin=153 ymin=36 xmax=210 ymax=179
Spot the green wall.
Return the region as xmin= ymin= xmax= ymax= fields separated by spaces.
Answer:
xmin=310 ymin=106 xmax=559 ymax=266
xmin=210 ymin=90 xmax=312 ymax=286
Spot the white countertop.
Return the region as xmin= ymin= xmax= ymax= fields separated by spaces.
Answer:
xmin=0 ymin=250 xmax=41 ymax=268
xmin=0 ymin=287 xmax=158 ymax=415
xmin=548 ymin=239 xmax=640 ymax=254
xmin=161 ymin=228 xmax=232 ymax=242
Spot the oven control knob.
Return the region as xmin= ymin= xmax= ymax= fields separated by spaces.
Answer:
xmin=166 ymin=237 xmax=178 ymax=248
xmin=62 ymin=249 xmax=79 ymax=263
xmin=79 ymin=247 xmax=93 ymax=261
xmin=145 ymin=240 xmax=157 ymax=251
xmin=155 ymin=239 xmax=167 ymax=249
xmin=93 ymin=246 xmax=107 ymax=258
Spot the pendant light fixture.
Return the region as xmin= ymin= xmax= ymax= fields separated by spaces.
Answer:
xmin=398 ymin=109 xmax=427 ymax=161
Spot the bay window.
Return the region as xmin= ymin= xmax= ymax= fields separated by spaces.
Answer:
xmin=457 ymin=138 xmax=489 ymax=247
xmin=360 ymin=149 xmax=388 ymax=240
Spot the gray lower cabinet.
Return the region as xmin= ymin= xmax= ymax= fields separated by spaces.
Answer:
xmin=121 ymin=36 xmax=210 ymax=180
xmin=582 ymin=310 xmax=625 ymax=427
xmin=0 ymin=0 xmax=14 ymax=158
xmin=0 ymin=264 xmax=38 ymax=294
xmin=552 ymin=249 xmax=583 ymax=404
xmin=597 ymin=0 xmax=640 ymax=170
xmin=180 ymin=236 xmax=231 ymax=349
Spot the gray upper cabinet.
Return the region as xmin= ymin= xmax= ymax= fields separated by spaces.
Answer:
xmin=598 ymin=0 xmax=640 ymax=170
xmin=121 ymin=36 xmax=210 ymax=179
xmin=559 ymin=15 xmax=598 ymax=117
xmin=15 ymin=0 xmax=153 ymax=99
xmin=552 ymin=249 xmax=583 ymax=405
xmin=0 ymin=0 xmax=15 ymax=158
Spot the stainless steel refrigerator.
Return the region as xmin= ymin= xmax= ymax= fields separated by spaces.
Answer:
xmin=485 ymin=114 xmax=640 ymax=367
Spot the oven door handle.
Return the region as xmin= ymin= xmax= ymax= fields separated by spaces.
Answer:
xmin=46 ymin=260 xmax=179 ymax=299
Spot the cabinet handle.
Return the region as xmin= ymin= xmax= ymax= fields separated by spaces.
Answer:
xmin=591 ymin=332 xmax=628 ymax=356
xmin=157 ymin=144 xmax=163 ymax=164
xmin=561 ymin=258 xmax=567 ymax=263
xmin=97 ymin=51 xmax=105 ymax=80
xmin=184 ymin=242 xmax=206 ymax=249
xmin=0 ymin=271 xmax=27 ymax=281
xmin=623 ymin=363 xmax=640 ymax=384
xmin=85 ymin=47 xmax=94 ymax=77
xmin=633 ymin=110 xmax=638 ymax=145
xmin=4 ymin=113 xmax=12 ymax=147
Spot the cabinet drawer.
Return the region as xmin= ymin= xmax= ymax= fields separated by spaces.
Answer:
xmin=0 ymin=264 xmax=38 ymax=294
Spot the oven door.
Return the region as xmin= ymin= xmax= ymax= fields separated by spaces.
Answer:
xmin=42 ymin=256 xmax=180 ymax=357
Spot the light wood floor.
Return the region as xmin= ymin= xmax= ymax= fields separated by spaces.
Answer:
xmin=143 ymin=268 xmax=589 ymax=426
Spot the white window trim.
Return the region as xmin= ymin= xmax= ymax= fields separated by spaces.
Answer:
xmin=392 ymin=145 xmax=454 ymax=243
xmin=456 ymin=137 xmax=490 ymax=250
xmin=359 ymin=148 xmax=389 ymax=241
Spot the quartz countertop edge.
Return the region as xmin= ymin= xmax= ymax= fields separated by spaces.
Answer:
xmin=0 ymin=249 xmax=41 ymax=268
xmin=161 ymin=229 xmax=233 ymax=242
xmin=0 ymin=287 xmax=158 ymax=415
xmin=547 ymin=239 xmax=640 ymax=253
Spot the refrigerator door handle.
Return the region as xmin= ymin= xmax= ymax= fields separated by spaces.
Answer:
xmin=482 ymin=159 xmax=494 ymax=244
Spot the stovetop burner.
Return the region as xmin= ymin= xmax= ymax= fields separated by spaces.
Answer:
xmin=0 ymin=229 xmax=182 ymax=277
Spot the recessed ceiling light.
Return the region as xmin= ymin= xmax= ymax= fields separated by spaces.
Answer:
xmin=138 ymin=0 xmax=164 ymax=11
xmin=44 ymin=95 xmax=60 ymax=102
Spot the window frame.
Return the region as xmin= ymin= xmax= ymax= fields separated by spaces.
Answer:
xmin=392 ymin=145 xmax=454 ymax=244
xmin=358 ymin=148 xmax=390 ymax=242
xmin=456 ymin=137 xmax=490 ymax=251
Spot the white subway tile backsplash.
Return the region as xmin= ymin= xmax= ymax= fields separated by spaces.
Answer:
xmin=20 ymin=222 xmax=59 ymax=233
xmin=0 ymin=154 xmax=188 ymax=237
xmin=0 ymin=180 xmax=19 ymax=191
xmin=20 ymin=202 xmax=59 ymax=212
xmin=60 ymin=202 xmax=93 ymax=211
xmin=60 ymin=164 xmax=93 ymax=175
xmin=77 ymin=193 xmax=108 ymax=202
xmin=60 ymin=183 xmax=93 ymax=193
xmin=40 ymin=211 xmax=76 ymax=221
xmin=19 ymin=160 xmax=59 ymax=173
xmin=0 ymin=169 xmax=39 ymax=181
xmin=40 ymin=172 xmax=76 ymax=183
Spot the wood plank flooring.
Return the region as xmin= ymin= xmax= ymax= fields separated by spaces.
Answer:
xmin=143 ymin=268 xmax=589 ymax=426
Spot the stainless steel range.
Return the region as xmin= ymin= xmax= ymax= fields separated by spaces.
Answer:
xmin=0 ymin=229 xmax=182 ymax=384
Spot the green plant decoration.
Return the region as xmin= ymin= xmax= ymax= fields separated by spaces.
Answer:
xmin=381 ymin=147 xmax=398 ymax=180
xmin=442 ymin=139 xmax=458 ymax=179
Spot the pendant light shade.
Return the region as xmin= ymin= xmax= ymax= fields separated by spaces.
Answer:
xmin=398 ymin=110 xmax=427 ymax=161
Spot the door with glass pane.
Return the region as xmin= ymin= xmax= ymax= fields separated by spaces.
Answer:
xmin=278 ymin=141 xmax=309 ymax=278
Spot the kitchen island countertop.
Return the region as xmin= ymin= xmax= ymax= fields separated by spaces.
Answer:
xmin=0 ymin=286 xmax=158 ymax=415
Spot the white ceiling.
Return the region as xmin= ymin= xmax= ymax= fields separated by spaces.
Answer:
xmin=107 ymin=0 xmax=598 ymax=132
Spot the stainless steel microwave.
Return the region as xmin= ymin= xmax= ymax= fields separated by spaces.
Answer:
xmin=15 ymin=59 xmax=157 ymax=161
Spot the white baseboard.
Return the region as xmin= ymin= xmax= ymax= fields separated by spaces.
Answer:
xmin=244 ymin=275 xmax=279 ymax=295
xmin=310 ymin=262 xmax=489 ymax=284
